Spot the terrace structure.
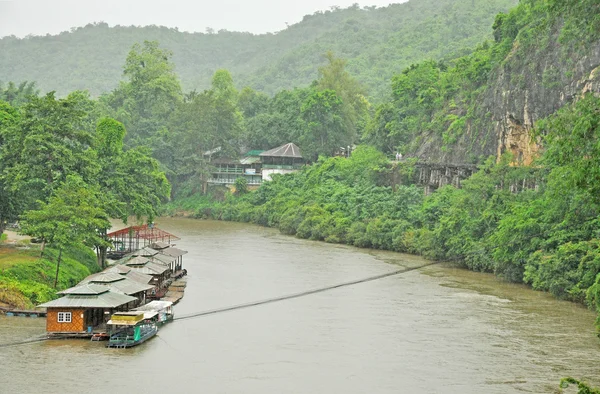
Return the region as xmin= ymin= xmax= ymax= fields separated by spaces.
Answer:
xmin=259 ymin=143 xmax=304 ymax=181
xmin=106 ymin=225 xmax=180 ymax=259
xmin=207 ymin=143 xmax=304 ymax=186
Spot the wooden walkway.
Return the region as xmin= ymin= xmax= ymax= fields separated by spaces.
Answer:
xmin=0 ymin=307 xmax=46 ymax=317
xmin=163 ymin=279 xmax=187 ymax=304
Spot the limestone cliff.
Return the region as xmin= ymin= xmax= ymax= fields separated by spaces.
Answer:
xmin=414 ymin=10 xmax=600 ymax=165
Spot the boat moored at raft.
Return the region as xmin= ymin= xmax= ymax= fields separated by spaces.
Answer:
xmin=132 ymin=300 xmax=174 ymax=325
xmin=106 ymin=312 xmax=158 ymax=348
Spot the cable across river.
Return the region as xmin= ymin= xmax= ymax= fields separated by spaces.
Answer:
xmin=0 ymin=261 xmax=439 ymax=347
xmin=174 ymin=261 xmax=439 ymax=321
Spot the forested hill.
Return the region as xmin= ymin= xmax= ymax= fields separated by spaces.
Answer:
xmin=0 ymin=0 xmax=516 ymax=98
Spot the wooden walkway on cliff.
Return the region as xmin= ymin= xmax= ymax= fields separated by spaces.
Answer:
xmin=391 ymin=160 xmax=478 ymax=193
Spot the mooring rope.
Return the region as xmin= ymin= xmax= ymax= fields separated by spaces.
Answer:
xmin=0 ymin=261 xmax=439 ymax=347
xmin=174 ymin=262 xmax=439 ymax=322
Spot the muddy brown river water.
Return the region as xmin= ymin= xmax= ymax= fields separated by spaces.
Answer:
xmin=1 ymin=218 xmax=599 ymax=393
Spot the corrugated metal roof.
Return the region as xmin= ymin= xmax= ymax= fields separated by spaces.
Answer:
xmin=245 ymin=150 xmax=265 ymax=157
xmin=38 ymin=291 xmax=137 ymax=308
xmin=240 ymin=156 xmax=261 ymax=165
xmin=57 ymin=284 xmax=110 ymax=296
xmin=125 ymin=256 xmax=153 ymax=266
xmin=149 ymin=241 xmax=171 ymax=250
xmin=122 ymin=271 xmax=153 ymax=285
xmin=133 ymin=301 xmax=173 ymax=312
xmin=259 ymin=143 xmax=302 ymax=158
xmin=127 ymin=262 xmax=169 ymax=275
xmin=82 ymin=273 xmax=124 ymax=284
xmin=150 ymin=254 xmax=175 ymax=265
xmin=132 ymin=247 xmax=159 ymax=257
xmin=158 ymin=247 xmax=188 ymax=258
xmin=92 ymin=278 xmax=153 ymax=296
xmin=105 ymin=265 xmax=131 ymax=274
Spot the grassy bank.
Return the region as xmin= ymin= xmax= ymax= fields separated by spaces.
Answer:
xmin=0 ymin=238 xmax=99 ymax=309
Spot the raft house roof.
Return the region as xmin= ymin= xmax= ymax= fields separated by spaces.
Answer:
xmin=103 ymin=265 xmax=154 ymax=285
xmin=149 ymin=241 xmax=171 ymax=250
xmin=156 ymin=247 xmax=187 ymax=258
xmin=126 ymin=261 xmax=170 ymax=275
xmin=39 ymin=287 xmax=137 ymax=309
xmin=80 ymin=274 xmax=153 ymax=296
xmin=259 ymin=143 xmax=302 ymax=158
xmin=132 ymin=247 xmax=159 ymax=257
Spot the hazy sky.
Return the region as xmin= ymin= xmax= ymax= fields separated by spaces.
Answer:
xmin=0 ymin=0 xmax=404 ymax=38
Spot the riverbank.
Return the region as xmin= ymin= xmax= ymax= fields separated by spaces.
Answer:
xmin=163 ymin=147 xmax=600 ymax=335
xmin=0 ymin=232 xmax=99 ymax=309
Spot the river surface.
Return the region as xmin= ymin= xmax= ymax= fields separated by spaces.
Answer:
xmin=1 ymin=218 xmax=599 ymax=393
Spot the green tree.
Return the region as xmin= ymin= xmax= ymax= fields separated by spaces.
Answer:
xmin=106 ymin=41 xmax=182 ymax=147
xmin=1 ymin=92 xmax=98 ymax=212
xmin=234 ymin=177 xmax=249 ymax=195
xmin=19 ymin=176 xmax=109 ymax=287
xmin=244 ymin=88 xmax=310 ymax=150
xmin=94 ymin=117 xmax=171 ymax=267
xmin=0 ymin=100 xmax=20 ymax=237
xmin=0 ymin=81 xmax=39 ymax=106
xmin=300 ymin=89 xmax=347 ymax=161
xmin=316 ymin=52 xmax=369 ymax=142
xmin=539 ymin=94 xmax=600 ymax=204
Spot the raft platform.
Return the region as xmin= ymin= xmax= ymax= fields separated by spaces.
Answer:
xmin=163 ymin=279 xmax=187 ymax=304
xmin=0 ymin=307 xmax=47 ymax=317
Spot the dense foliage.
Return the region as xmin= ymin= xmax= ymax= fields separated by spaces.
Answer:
xmin=0 ymin=0 xmax=517 ymax=99
xmin=0 ymin=244 xmax=98 ymax=308
xmin=0 ymin=90 xmax=170 ymax=287
xmin=167 ymin=95 xmax=600 ymax=334
xmin=364 ymin=0 xmax=600 ymax=158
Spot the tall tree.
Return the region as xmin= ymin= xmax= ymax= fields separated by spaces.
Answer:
xmin=316 ymin=52 xmax=370 ymax=142
xmin=0 ymin=81 xmax=39 ymax=106
xmin=94 ymin=117 xmax=170 ymax=267
xmin=106 ymin=41 xmax=183 ymax=147
xmin=19 ymin=176 xmax=109 ymax=287
xmin=167 ymin=70 xmax=243 ymax=196
xmin=1 ymin=92 xmax=98 ymax=212
xmin=300 ymin=89 xmax=347 ymax=161
xmin=0 ymin=100 xmax=20 ymax=237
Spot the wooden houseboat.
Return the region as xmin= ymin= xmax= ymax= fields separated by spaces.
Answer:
xmin=38 ymin=285 xmax=137 ymax=337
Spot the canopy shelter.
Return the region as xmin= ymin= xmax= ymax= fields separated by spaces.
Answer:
xmin=107 ymin=225 xmax=180 ymax=257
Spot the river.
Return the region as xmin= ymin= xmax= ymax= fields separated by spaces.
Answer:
xmin=1 ymin=218 xmax=599 ymax=393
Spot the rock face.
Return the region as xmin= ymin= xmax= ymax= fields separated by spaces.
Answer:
xmin=486 ymin=41 xmax=600 ymax=165
xmin=416 ymin=25 xmax=600 ymax=165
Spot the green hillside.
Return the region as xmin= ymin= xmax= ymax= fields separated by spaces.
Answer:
xmin=0 ymin=0 xmax=517 ymax=98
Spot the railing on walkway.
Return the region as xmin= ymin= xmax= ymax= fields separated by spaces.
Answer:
xmin=207 ymin=178 xmax=263 ymax=185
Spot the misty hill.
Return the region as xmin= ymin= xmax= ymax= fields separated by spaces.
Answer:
xmin=0 ymin=0 xmax=516 ymax=99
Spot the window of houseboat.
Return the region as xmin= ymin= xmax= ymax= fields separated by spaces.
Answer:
xmin=57 ymin=312 xmax=72 ymax=323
